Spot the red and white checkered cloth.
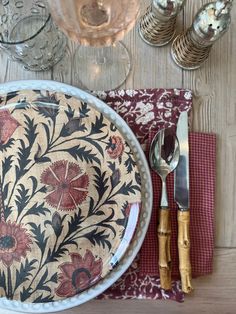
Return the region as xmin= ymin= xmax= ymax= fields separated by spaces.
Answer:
xmin=140 ymin=132 xmax=216 ymax=278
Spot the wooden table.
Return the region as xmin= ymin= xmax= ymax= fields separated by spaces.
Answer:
xmin=1 ymin=1 xmax=236 ymax=313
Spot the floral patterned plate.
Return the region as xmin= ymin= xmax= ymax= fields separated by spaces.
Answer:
xmin=0 ymin=80 xmax=152 ymax=313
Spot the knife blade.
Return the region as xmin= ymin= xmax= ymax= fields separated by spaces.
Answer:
xmin=175 ymin=111 xmax=189 ymax=210
xmin=174 ymin=111 xmax=193 ymax=293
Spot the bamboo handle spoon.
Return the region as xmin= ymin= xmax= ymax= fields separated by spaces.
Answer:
xmin=149 ymin=128 xmax=180 ymax=290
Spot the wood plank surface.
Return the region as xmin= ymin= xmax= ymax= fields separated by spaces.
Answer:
xmin=183 ymin=0 xmax=236 ymax=248
xmin=0 ymin=0 xmax=235 ymax=313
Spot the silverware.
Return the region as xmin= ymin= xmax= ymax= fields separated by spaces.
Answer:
xmin=149 ymin=128 xmax=180 ymax=290
xmin=174 ymin=111 xmax=193 ymax=293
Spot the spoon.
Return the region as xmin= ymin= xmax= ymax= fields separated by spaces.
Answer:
xmin=149 ymin=127 xmax=180 ymax=290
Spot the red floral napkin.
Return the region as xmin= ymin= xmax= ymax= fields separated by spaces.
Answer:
xmin=93 ymin=89 xmax=216 ymax=301
xmin=93 ymin=88 xmax=192 ymax=146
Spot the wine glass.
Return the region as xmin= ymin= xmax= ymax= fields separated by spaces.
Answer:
xmin=48 ymin=0 xmax=140 ymax=90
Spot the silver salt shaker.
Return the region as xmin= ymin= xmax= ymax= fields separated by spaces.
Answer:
xmin=171 ymin=0 xmax=233 ymax=70
xmin=138 ymin=0 xmax=186 ymax=47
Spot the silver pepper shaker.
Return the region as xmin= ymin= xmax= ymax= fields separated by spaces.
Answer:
xmin=138 ymin=0 xmax=186 ymax=47
xmin=171 ymin=0 xmax=233 ymax=70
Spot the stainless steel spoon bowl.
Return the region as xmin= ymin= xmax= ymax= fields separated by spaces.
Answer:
xmin=149 ymin=127 xmax=180 ymax=290
xmin=149 ymin=128 xmax=180 ymax=206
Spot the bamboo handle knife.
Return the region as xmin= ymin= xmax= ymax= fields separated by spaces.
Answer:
xmin=175 ymin=111 xmax=193 ymax=293
xmin=177 ymin=210 xmax=193 ymax=293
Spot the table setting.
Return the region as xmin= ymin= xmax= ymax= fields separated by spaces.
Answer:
xmin=0 ymin=0 xmax=234 ymax=313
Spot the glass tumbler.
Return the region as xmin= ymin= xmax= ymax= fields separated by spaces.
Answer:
xmin=48 ymin=0 xmax=140 ymax=90
xmin=0 ymin=0 xmax=67 ymax=71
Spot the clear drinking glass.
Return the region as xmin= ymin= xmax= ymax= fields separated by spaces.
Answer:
xmin=0 ymin=0 xmax=67 ymax=71
xmin=48 ymin=0 xmax=140 ymax=90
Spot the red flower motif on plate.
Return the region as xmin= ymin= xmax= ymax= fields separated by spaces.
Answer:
xmin=0 ymin=110 xmax=20 ymax=145
xmin=106 ymin=136 xmax=124 ymax=159
xmin=124 ymin=203 xmax=132 ymax=218
xmin=0 ymin=221 xmax=32 ymax=267
xmin=41 ymin=160 xmax=89 ymax=211
xmin=55 ymin=250 xmax=103 ymax=297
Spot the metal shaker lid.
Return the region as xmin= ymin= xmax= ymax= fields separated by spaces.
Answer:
xmin=192 ymin=0 xmax=233 ymax=43
xmin=152 ymin=0 xmax=186 ymax=20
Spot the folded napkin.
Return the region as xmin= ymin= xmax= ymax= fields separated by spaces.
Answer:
xmin=93 ymin=89 xmax=216 ymax=301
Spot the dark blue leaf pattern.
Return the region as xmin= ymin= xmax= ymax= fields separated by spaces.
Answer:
xmin=0 ymin=270 xmax=6 ymax=291
xmin=124 ymin=154 xmax=137 ymax=173
xmin=2 ymin=156 xmax=14 ymax=179
xmin=33 ymin=294 xmax=55 ymax=303
xmin=65 ymin=104 xmax=75 ymax=120
xmin=5 ymin=91 xmax=19 ymax=103
xmin=14 ymin=259 xmax=37 ymax=292
xmin=93 ymin=166 xmax=109 ymax=200
xmin=84 ymin=228 xmax=112 ymax=250
xmin=79 ymin=102 xmax=90 ymax=118
xmin=15 ymin=184 xmax=30 ymax=217
xmin=67 ymin=210 xmax=84 ymax=235
xmin=67 ymin=145 xmax=101 ymax=165
xmin=20 ymin=286 xmax=32 ymax=302
xmin=91 ymin=114 xmax=106 ymax=134
xmin=0 ymin=90 xmax=142 ymax=303
xmin=26 ymin=202 xmax=50 ymax=217
xmin=28 ymin=223 xmax=49 ymax=256
xmin=0 ymin=138 xmax=15 ymax=152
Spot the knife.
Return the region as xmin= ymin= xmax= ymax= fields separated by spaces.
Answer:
xmin=174 ymin=111 xmax=193 ymax=293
